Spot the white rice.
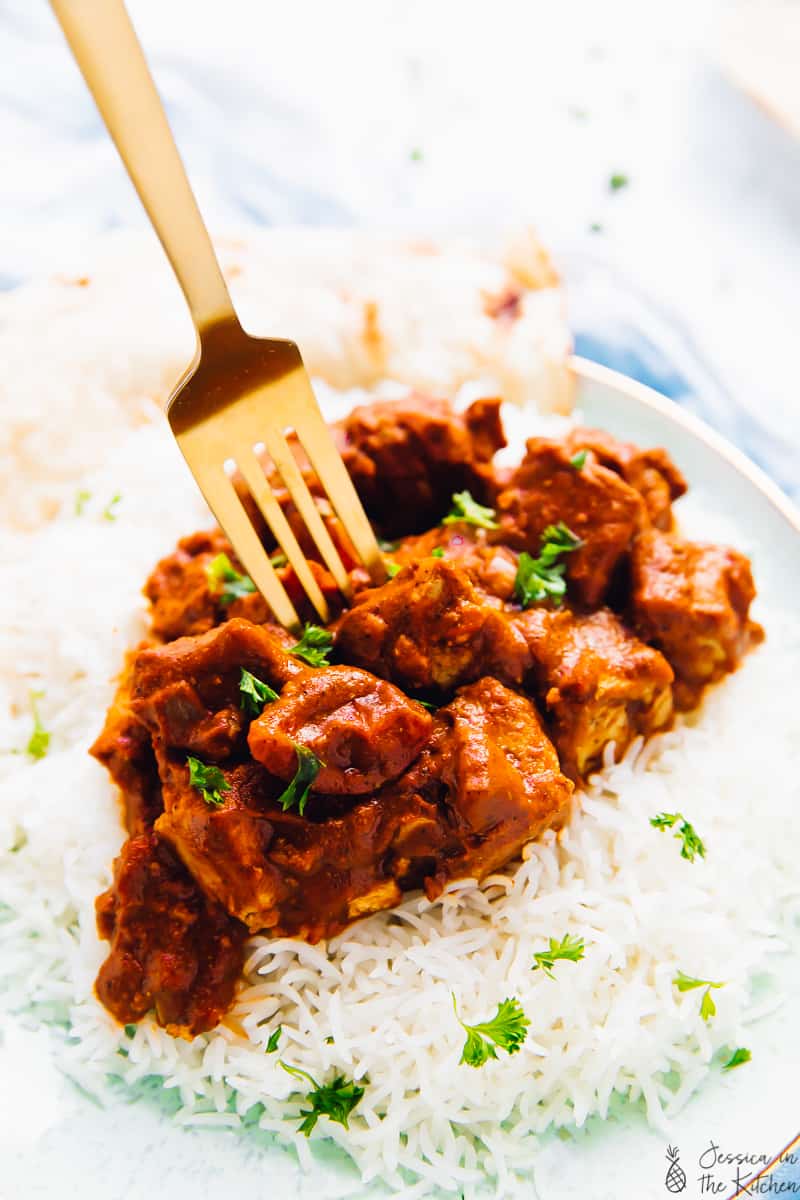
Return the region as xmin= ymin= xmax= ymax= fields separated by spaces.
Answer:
xmin=1 ymin=386 xmax=799 ymax=1198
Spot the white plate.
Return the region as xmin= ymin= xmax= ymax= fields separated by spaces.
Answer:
xmin=3 ymin=360 xmax=799 ymax=1200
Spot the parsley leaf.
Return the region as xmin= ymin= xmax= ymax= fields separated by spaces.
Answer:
xmin=722 ymin=1047 xmax=751 ymax=1071
xmin=609 ymin=172 xmax=629 ymax=191
xmin=266 ymin=1026 xmax=282 ymax=1054
xmin=454 ymin=995 xmax=530 ymax=1067
xmin=187 ymin=755 xmax=230 ymax=808
xmin=289 ymin=623 xmax=333 ymax=667
xmin=531 ymin=933 xmax=585 ymax=979
xmin=650 ymin=811 xmax=706 ymax=862
xmin=205 ymin=553 xmax=257 ymax=605
xmin=277 ymin=744 xmax=323 ymax=816
xmin=239 ymin=668 xmax=279 ymax=718
xmin=74 ymin=488 xmax=91 ymax=516
xmin=26 ymin=690 xmax=50 ymax=760
xmin=513 ymin=522 xmax=583 ymax=608
xmin=443 ymin=490 xmax=499 ymax=530
xmin=102 ymin=492 xmax=122 ymax=522
xmin=385 ymin=561 xmax=402 ymax=579
xmin=280 ymin=1062 xmax=365 ymax=1135
xmin=430 ymin=546 xmax=445 ymax=558
xmin=673 ymin=971 xmax=725 ymax=1022
xmin=569 ymin=449 xmax=588 ymax=470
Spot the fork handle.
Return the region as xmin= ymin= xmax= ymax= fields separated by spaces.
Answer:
xmin=51 ymin=0 xmax=237 ymax=335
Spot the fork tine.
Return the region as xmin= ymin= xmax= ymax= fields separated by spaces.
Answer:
xmin=261 ymin=427 xmax=353 ymax=597
xmin=194 ymin=460 xmax=301 ymax=631
xmin=235 ymin=447 xmax=331 ymax=624
xmin=292 ymin=406 xmax=385 ymax=581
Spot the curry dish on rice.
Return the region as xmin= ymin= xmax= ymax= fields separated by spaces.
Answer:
xmin=90 ymin=395 xmax=762 ymax=1037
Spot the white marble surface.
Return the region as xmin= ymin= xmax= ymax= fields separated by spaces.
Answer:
xmin=2 ymin=0 xmax=799 ymax=484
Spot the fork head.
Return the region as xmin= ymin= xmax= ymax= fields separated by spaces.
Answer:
xmin=168 ymin=318 xmax=384 ymax=631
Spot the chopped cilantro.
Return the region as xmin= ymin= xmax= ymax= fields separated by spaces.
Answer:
xmin=569 ymin=449 xmax=588 ymax=470
xmin=280 ymin=1062 xmax=365 ymax=1135
xmin=276 ymin=744 xmax=323 ymax=816
xmin=650 ymin=811 xmax=706 ymax=862
xmin=26 ymin=690 xmax=50 ymax=760
xmin=673 ymin=971 xmax=725 ymax=1021
xmin=187 ymin=755 xmax=230 ymax=808
xmin=430 ymin=546 xmax=445 ymax=558
xmin=454 ymin=995 xmax=530 ymax=1068
xmin=609 ymin=172 xmax=629 ymax=191
xmin=532 ymin=933 xmax=585 ymax=979
xmin=239 ymin=668 xmax=279 ymax=718
xmin=74 ymin=488 xmax=91 ymax=516
xmin=289 ymin=624 xmax=333 ymax=668
xmin=205 ymin=553 xmax=256 ymax=605
xmin=722 ymin=1047 xmax=751 ymax=1071
xmin=385 ymin=561 xmax=402 ymax=578
xmin=266 ymin=1026 xmax=282 ymax=1054
xmin=102 ymin=492 xmax=122 ymax=522
xmin=443 ymin=490 xmax=499 ymax=530
xmin=513 ymin=522 xmax=582 ymax=608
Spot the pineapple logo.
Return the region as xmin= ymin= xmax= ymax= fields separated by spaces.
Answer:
xmin=665 ymin=1145 xmax=687 ymax=1193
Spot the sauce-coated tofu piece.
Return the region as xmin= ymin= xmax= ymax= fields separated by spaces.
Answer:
xmin=493 ymin=438 xmax=643 ymax=606
xmin=248 ymin=665 xmax=433 ymax=794
xmin=335 ymin=394 xmax=505 ymax=535
xmin=130 ymin=618 xmax=299 ymax=760
xmin=565 ymin=426 xmax=687 ymax=530
xmin=515 ymin=606 xmax=674 ymax=779
xmin=335 ymin=558 xmax=531 ymax=692
xmin=630 ymin=530 xmax=763 ymax=707
xmin=95 ymin=832 xmax=246 ymax=1037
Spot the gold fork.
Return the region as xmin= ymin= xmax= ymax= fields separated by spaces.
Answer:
xmin=51 ymin=0 xmax=384 ymax=630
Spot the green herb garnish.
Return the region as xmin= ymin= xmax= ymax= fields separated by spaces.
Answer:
xmin=513 ymin=522 xmax=583 ymax=608
xmin=650 ymin=812 xmax=706 ymax=862
xmin=26 ymin=690 xmax=50 ymax=760
xmin=102 ymin=492 xmax=122 ymax=521
xmin=385 ymin=561 xmax=402 ymax=578
xmin=74 ymin=489 xmax=91 ymax=516
xmin=280 ymin=1062 xmax=365 ymax=1135
xmin=417 ymin=699 xmax=438 ymax=712
xmin=588 ymin=222 xmax=603 ymax=234
xmin=609 ymin=172 xmax=629 ymax=191
xmin=270 ymin=551 xmax=288 ymax=569
xmin=289 ymin=623 xmax=334 ymax=668
xmin=239 ymin=668 xmax=279 ymax=718
xmin=430 ymin=546 xmax=445 ymax=558
xmin=409 ymin=147 xmax=424 ymax=162
xmin=266 ymin=1026 xmax=282 ymax=1054
xmin=673 ymin=971 xmax=725 ymax=1021
xmin=454 ymin=995 xmax=530 ymax=1067
xmin=277 ymin=744 xmax=323 ymax=816
xmin=443 ymin=490 xmax=499 ymax=530
xmin=205 ymin=553 xmax=257 ymax=605
xmin=531 ymin=933 xmax=585 ymax=979
xmin=722 ymin=1047 xmax=751 ymax=1071
xmin=187 ymin=755 xmax=230 ymax=808
xmin=569 ymin=450 xmax=588 ymax=470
